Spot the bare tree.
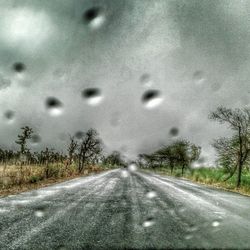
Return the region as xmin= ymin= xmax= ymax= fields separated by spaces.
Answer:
xmin=209 ymin=106 xmax=250 ymax=187
xmin=15 ymin=126 xmax=33 ymax=154
xmin=66 ymin=136 xmax=78 ymax=169
xmin=77 ymin=129 xmax=102 ymax=173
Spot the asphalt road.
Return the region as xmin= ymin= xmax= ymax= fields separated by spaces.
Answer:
xmin=1 ymin=169 xmax=250 ymax=249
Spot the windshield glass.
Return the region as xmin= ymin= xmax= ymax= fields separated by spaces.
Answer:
xmin=1 ymin=1 xmax=250 ymax=249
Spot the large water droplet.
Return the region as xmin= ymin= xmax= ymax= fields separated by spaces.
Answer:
xmin=45 ymin=97 xmax=63 ymax=116
xmin=82 ymin=88 xmax=102 ymax=106
xmin=142 ymin=90 xmax=163 ymax=109
xmin=13 ymin=62 xmax=26 ymax=73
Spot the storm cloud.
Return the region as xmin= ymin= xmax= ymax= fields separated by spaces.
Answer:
xmin=0 ymin=0 xmax=250 ymax=164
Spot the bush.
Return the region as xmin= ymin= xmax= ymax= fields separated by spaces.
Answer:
xmin=29 ymin=175 xmax=43 ymax=183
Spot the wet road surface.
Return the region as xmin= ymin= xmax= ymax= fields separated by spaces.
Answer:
xmin=1 ymin=169 xmax=250 ymax=249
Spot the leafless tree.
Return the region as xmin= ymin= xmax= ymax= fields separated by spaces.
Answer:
xmin=209 ymin=106 xmax=250 ymax=187
xmin=77 ymin=129 xmax=102 ymax=173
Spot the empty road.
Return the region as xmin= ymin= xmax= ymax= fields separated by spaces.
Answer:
xmin=1 ymin=169 xmax=250 ymax=249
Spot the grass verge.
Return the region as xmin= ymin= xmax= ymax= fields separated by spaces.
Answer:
xmin=0 ymin=164 xmax=115 ymax=197
xmin=144 ymin=167 xmax=250 ymax=197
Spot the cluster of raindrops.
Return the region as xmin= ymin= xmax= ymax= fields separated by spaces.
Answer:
xmin=45 ymin=97 xmax=63 ymax=116
xmin=82 ymin=88 xmax=102 ymax=106
xmin=83 ymin=7 xmax=105 ymax=29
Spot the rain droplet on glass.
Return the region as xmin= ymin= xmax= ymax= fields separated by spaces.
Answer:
xmin=31 ymin=134 xmax=41 ymax=144
xmin=128 ymin=163 xmax=137 ymax=172
xmin=142 ymin=90 xmax=163 ymax=109
xmin=193 ymin=70 xmax=205 ymax=85
xmin=169 ymin=127 xmax=179 ymax=137
xmin=4 ymin=110 xmax=15 ymax=121
xmin=146 ymin=191 xmax=157 ymax=199
xmin=142 ymin=217 xmax=155 ymax=228
xmin=45 ymin=97 xmax=63 ymax=116
xmin=83 ymin=7 xmax=105 ymax=29
xmin=212 ymin=221 xmax=220 ymax=227
xmin=82 ymin=88 xmax=102 ymax=106
xmin=13 ymin=62 xmax=26 ymax=73
xmin=75 ymin=131 xmax=84 ymax=139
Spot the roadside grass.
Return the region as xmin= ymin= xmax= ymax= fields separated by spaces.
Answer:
xmin=0 ymin=163 xmax=114 ymax=197
xmin=145 ymin=166 xmax=250 ymax=196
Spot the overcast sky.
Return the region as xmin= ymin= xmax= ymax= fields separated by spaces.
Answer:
xmin=0 ymin=0 xmax=250 ymax=164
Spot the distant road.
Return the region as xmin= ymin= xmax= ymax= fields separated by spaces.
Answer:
xmin=1 ymin=169 xmax=250 ymax=249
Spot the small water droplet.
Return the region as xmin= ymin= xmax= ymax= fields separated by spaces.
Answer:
xmin=193 ymin=70 xmax=205 ymax=85
xmin=211 ymin=82 xmax=222 ymax=92
xmin=142 ymin=217 xmax=155 ymax=228
xmin=187 ymin=225 xmax=198 ymax=232
xmin=146 ymin=191 xmax=157 ymax=199
xmin=13 ymin=62 xmax=26 ymax=73
xmin=110 ymin=112 xmax=121 ymax=127
xmin=142 ymin=90 xmax=163 ymax=109
xmin=0 ymin=74 xmax=11 ymax=89
xmin=83 ymin=7 xmax=105 ymax=29
xmin=4 ymin=110 xmax=15 ymax=121
xmin=121 ymin=170 xmax=129 ymax=178
xmin=45 ymin=97 xmax=63 ymax=116
xmin=75 ymin=131 xmax=84 ymax=139
xmin=184 ymin=234 xmax=193 ymax=240
xmin=212 ymin=221 xmax=220 ymax=227
xmin=35 ymin=210 xmax=44 ymax=218
xmin=140 ymin=73 xmax=152 ymax=87
xmin=169 ymin=127 xmax=179 ymax=137
xmin=31 ymin=134 xmax=41 ymax=144
xmin=34 ymin=206 xmax=47 ymax=218
xmin=82 ymin=88 xmax=102 ymax=106
xmin=128 ymin=163 xmax=137 ymax=172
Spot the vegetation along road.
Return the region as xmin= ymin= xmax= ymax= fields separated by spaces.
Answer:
xmin=1 ymin=168 xmax=250 ymax=249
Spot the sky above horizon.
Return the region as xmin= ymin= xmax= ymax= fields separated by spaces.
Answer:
xmin=0 ymin=0 xmax=250 ymax=165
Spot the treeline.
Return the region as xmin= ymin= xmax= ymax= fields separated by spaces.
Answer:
xmin=0 ymin=126 xmax=125 ymax=182
xmin=137 ymin=140 xmax=201 ymax=175
xmin=138 ymin=106 xmax=250 ymax=188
